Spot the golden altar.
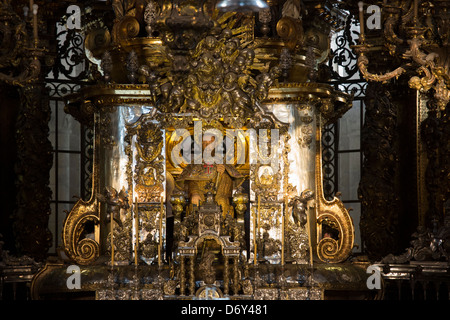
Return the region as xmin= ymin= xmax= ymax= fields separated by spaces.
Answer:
xmin=31 ymin=0 xmax=373 ymax=300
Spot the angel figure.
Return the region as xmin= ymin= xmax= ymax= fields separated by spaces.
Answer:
xmin=289 ymin=189 xmax=314 ymax=227
xmin=97 ymin=186 xmax=129 ymax=228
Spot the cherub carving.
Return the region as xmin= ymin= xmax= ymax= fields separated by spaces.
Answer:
xmin=97 ymin=187 xmax=129 ymax=228
xmin=289 ymin=189 xmax=314 ymax=227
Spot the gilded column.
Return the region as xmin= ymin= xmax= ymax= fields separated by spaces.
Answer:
xmin=189 ymin=255 xmax=195 ymax=296
xmin=180 ymin=256 xmax=186 ymax=296
xmin=359 ymin=82 xmax=401 ymax=260
xmin=224 ymin=257 xmax=229 ymax=295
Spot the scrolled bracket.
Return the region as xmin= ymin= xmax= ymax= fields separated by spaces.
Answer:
xmin=314 ymin=115 xmax=355 ymax=263
xmin=62 ymin=113 xmax=101 ymax=265
xmin=62 ymin=200 xmax=100 ymax=265
xmin=316 ymin=209 xmax=354 ymax=263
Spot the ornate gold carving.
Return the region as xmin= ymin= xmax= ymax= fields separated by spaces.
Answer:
xmin=112 ymin=0 xmax=137 ymax=20
xmin=62 ymin=115 xmax=101 ymax=265
xmin=282 ymin=288 xmax=323 ymax=300
xmin=250 ymin=163 xmax=281 ymax=202
xmin=125 ymin=113 xmax=165 ymax=202
xmin=97 ymin=186 xmax=132 ymax=265
xmin=354 ymin=1 xmax=450 ymax=110
xmin=232 ymin=187 xmax=249 ymax=233
xmin=199 ymin=249 xmax=216 ymax=284
xmin=285 ymin=220 xmax=309 ymax=264
xmin=85 ymin=28 xmax=112 ymax=62
xmin=0 ymin=0 xmax=43 ymax=87
xmin=295 ymin=103 xmax=315 ymax=149
xmin=249 ymin=127 xmax=282 ymax=202
xmin=315 ymin=115 xmax=354 ymax=263
xmin=138 ymin=204 xmax=162 ymax=262
xmin=353 ymin=45 xmax=407 ymax=84
xmin=130 ymin=12 xmax=282 ymax=128
xmin=253 ymin=204 xmax=282 ymax=261
xmin=264 ymin=82 xmax=352 ymax=125
xmin=112 ymin=1 xmax=140 ymax=43
xmin=286 ymin=190 xmax=314 ymax=264
xmin=276 ymin=16 xmax=304 ymax=51
xmin=45 ymin=0 xmax=385 ymax=301
xmin=196 ymin=285 xmax=224 ymax=299
xmin=108 ymin=212 xmax=132 ymax=263
xmin=62 ymin=199 xmax=100 ymax=265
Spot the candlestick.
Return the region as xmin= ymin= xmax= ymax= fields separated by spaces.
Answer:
xmin=282 ymin=197 xmax=287 ymax=266
xmin=134 ymin=197 xmax=139 ymax=266
xmin=253 ymin=207 xmax=257 ymax=266
xmin=159 ymin=194 xmax=164 ymax=266
xmin=256 ymin=195 xmax=261 ymax=265
xmin=358 ymin=2 xmax=365 ymax=42
xmin=306 ymin=206 xmax=313 ymax=267
xmin=158 ymin=243 xmax=161 ymax=267
xmin=32 ymin=3 xmax=38 ymax=47
xmin=110 ymin=209 xmax=114 ymax=267
xmin=257 ymin=195 xmax=261 ymax=237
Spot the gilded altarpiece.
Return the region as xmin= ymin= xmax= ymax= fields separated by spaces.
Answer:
xmin=42 ymin=0 xmax=366 ymax=300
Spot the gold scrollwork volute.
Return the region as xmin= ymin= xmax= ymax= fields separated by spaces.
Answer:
xmin=314 ymin=114 xmax=355 ymax=263
xmin=276 ymin=16 xmax=304 ymax=51
xmin=111 ymin=0 xmax=140 ymax=43
xmin=62 ymin=201 xmax=100 ymax=265
xmin=62 ymin=114 xmax=101 ymax=265
xmin=112 ymin=15 xmax=140 ymax=44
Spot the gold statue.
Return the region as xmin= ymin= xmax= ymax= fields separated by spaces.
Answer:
xmin=176 ymin=132 xmax=244 ymax=217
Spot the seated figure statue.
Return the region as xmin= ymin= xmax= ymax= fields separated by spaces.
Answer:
xmin=176 ymin=132 xmax=244 ymax=217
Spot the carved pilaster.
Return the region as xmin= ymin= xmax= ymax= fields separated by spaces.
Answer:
xmin=420 ymin=95 xmax=450 ymax=225
xmin=14 ymin=84 xmax=53 ymax=260
xmin=359 ymin=82 xmax=400 ymax=260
